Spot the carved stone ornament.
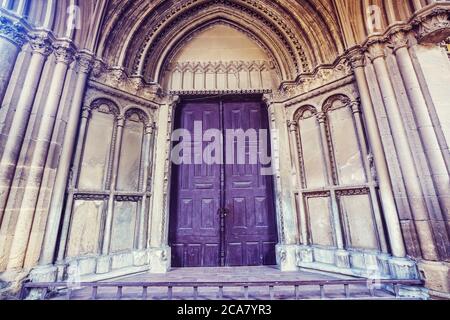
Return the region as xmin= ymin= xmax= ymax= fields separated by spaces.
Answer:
xmin=347 ymin=51 xmax=366 ymax=71
xmin=0 ymin=15 xmax=27 ymax=47
xmin=91 ymin=64 xmax=161 ymax=101
xmin=77 ymin=51 xmax=95 ymax=74
xmin=29 ymin=32 xmax=53 ymax=56
xmin=53 ymin=40 xmax=76 ymax=65
xmin=414 ymin=8 xmax=450 ymax=44
xmin=366 ymin=41 xmax=386 ymax=62
xmin=275 ymin=57 xmax=352 ymax=100
xmin=388 ymin=31 xmax=409 ymax=52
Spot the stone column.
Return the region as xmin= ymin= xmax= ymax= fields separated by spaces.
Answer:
xmin=56 ymin=107 xmax=91 ymax=263
xmin=38 ymin=51 xmax=93 ymax=266
xmin=0 ymin=32 xmax=51 ymax=271
xmin=102 ymin=116 xmax=125 ymax=255
xmin=350 ymin=100 xmax=388 ymax=253
xmin=149 ymin=101 xmax=173 ymax=273
xmin=137 ymin=124 xmax=154 ymax=250
xmin=367 ymin=41 xmax=438 ymax=261
xmin=348 ymin=51 xmax=407 ymax=259
xmin=5 ymin=40 xmax=75 ymax=271
xmin=287 ymin=120 xmax=308 ymax=245
xmin=266 ymin=99 xmax=301 ymax=271
xmin=0 ymin=32 xmax=51 ymax=217
xmin=390 ymin=31 xmax=450 ymax=221
xmin=0 ymin=15 xmax=26 ymax=105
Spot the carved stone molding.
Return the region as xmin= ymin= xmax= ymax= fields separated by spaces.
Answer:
xmin=131 ymin=0 xmax=310 ymax=81
xmin=335 ymin=188 xmax=370 ymax=197
xmin=413 ymin=8 xmax=450 ymax=44
xmin=89 ymin=98 xmax=120 ymax=116
xmin=293 ymin=106 xmax=317 ymax=121
xmin=275 ymin=57 xmax=352 ymax=101
xmin=323 ymin=94 xmax=352 ymax=113
xmin=90 ymin=63 xmax=163 ymax=102
xmin=169 ymin=89 xmax=272 ymax=96
xmin=115 ymin=195 xmax=142 ymax=202
xmin=167 ymin=60 xmax=276 ymax=92
xmin=0 ymin=15 xmax=27 ymax=47
xmin=73 ymin=193 xmax=109 ymax=201
xmin=304 ymin=191 xmax=331 ymax=198
xmin=125 ymin=108 xmax=150 ymax=126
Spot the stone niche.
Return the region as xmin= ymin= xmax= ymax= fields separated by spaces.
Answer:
xmin=162 ymin=24 xmax=280 ymax=92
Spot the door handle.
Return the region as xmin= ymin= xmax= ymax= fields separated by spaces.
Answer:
xmin=218 ymin=208 xmax=230 ymax=217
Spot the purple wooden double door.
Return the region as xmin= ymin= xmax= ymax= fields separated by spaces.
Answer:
xmin=169 ymin=98 xmax=278 ymax=267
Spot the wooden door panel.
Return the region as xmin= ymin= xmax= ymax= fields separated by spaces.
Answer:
xmin=170 ymin=102 xmax=221 ymax=267
xmin=223 ymin=101 xmax=278 ymax=266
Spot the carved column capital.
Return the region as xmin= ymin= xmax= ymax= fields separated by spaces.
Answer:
xmin=316 ymin=112 xmax=327 ymax=124
xmin=287 ymin=120 xmax=298 ymax=132
xmin=145 ymin=123 xmax=155 ymax=135
xmin=116 ymin=116 xmax=126 ymax=127
xmin=77 ymin=51 xmax=95 ymax=74
xmin=348 ymin=52 xmax=366 ymax=70
xmin=350 ymin=100 xmax=361 ymax=114
xmin=0 ymin=16 xmax=27 ymax=47
xmin=388 ymin=31 xmax=410 ymax=53
xmin=262 ymin=93 xmax=274 ymax=107
xmin=413 ymin=8 xmax=450 ymax=44
xmin=366 ymin=41 xmax=386 ymax=62
xmin=53 ymin=40 xmax=76 ymax=65
xmin=81 ymin=106 xmax=91 ymax=119
xmin=29 ymin=32 xmax=53 ymax=57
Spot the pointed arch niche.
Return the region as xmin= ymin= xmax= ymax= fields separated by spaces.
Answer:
xmin=161 ymin=23 xmax=280 ymax=93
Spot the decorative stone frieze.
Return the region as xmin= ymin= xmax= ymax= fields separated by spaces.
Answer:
xmin=0 ymin=15 xmax=27 ymax=47
xmin=90 ymin=63 xmax=162 ymax=101
xmin=275 ymin=57 xmax=352 ymax=101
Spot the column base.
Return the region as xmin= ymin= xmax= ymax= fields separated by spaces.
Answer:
xmin=388 ymin=257 xmax=419 ymax=279
xmin=149 ymin=246 xmax=171 ymax=273
xmin=0 ymin=268 xmax=29 ymax=298
xmin=96 ymin=256 xmax=111 ymax=274
xmin=276 ymin=244 xmax=299 ymax=272
xmin=335 ymin=250 xmax=351 ymax=269
xmin=29 ymin=265 xmax=58 ymax=283
xmin=25 ymin=265 xmax=61 ymax=300
xmin=133 ymin=249 xmax=151 ymax=267
xmin=296 ymin=245 xmax=313 ymax=263
xmin=418 ymin=260 xmax=450 ymax=295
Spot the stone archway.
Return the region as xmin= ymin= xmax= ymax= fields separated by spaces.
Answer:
xmin=148 ymin=21 xmax=287 ymax=271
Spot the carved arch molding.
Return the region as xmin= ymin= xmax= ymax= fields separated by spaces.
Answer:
xmin=99 ymin=0 xmax=332 ymax=84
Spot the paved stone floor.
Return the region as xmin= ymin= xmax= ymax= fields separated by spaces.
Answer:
xmin=47 ymin=266 xmax=403 ymax=300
